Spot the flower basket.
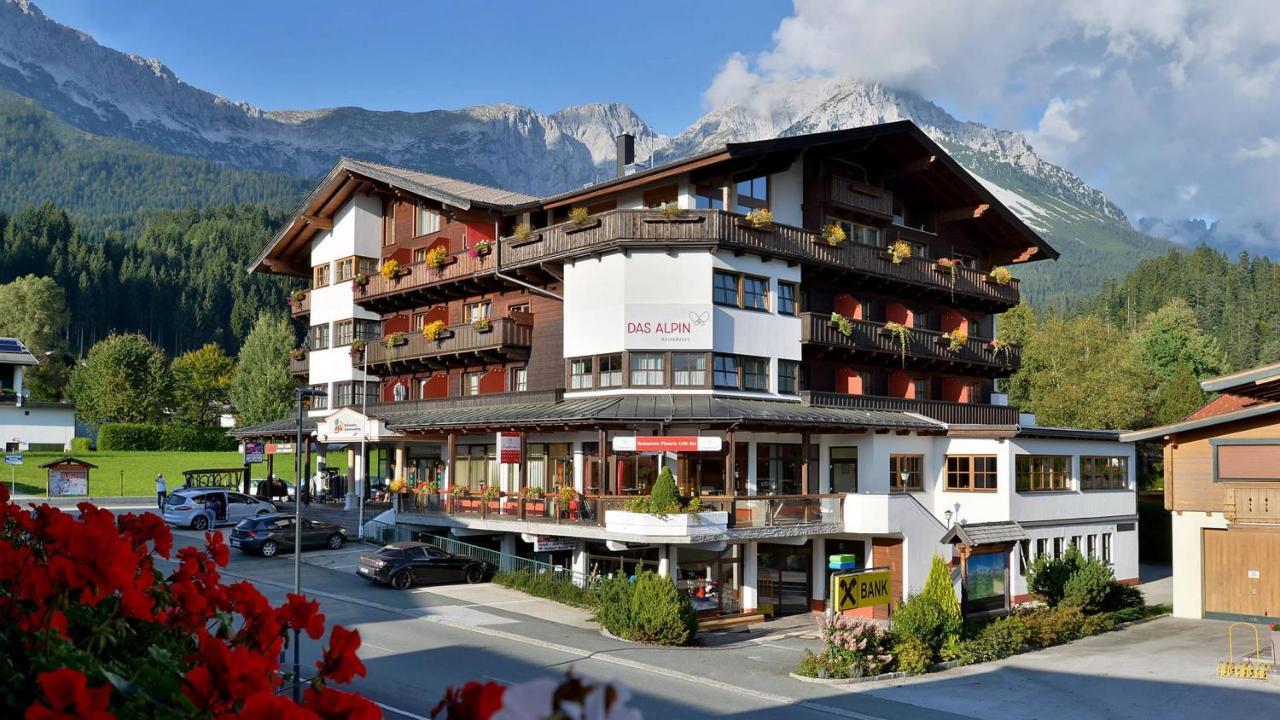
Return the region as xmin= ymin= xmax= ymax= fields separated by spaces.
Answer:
xmin=933 ymin=258 xmax=958 ymax=299
xmin=880 ymin=321 xmax=911 ymax=366
xmin=352 ymin=273 xmax=369 ymax=289
xmin=288 ymin=290 xmax=307 ymax=309
xmin=940 ymin=330 xmax=968 ymax=352
xmin=468 ymin=240 xmax=492 ymax=258
xmin=383 ymin=332 xmax=407 ymax=348
xmin=820 ymin=223 xmax=847 ymax=247
xmin=884 ymin=240 xmax=912 ymax=264
xmin=829 ymin=312 xmax=854 ymax=338
xmin=511 ymin=223 xmax=542 ymax=246
xmin=349 ymin=340 xmax=366 ymax=358
xmin=424 ymin=246 xmax=454 ymax=275
xmin=288 ymin=348 xmax=306 ymax=361
xmin=738 ymin=208 xmax=773 ymax=230
xmin=988 ymin=266 xmax=1013 ymax=286
xmin=472 ymin=317 xmax=493 ymax=333
xmin=379 ymin=259 xmax=401 ymax=280
xmin=568 ymin=207 xmax=591 ymax=226
xmin=423 ymin=320 xmax=452 ymax=342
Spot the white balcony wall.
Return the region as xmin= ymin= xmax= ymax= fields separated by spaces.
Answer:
xmin=768 ymin=162 xmax=804 ymax=227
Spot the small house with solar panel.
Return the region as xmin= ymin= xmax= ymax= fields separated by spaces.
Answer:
xmin=0 ymin=337 xmax=74 ymax=452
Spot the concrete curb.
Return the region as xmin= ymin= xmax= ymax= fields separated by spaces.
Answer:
xmin=789 ymin=671 xmax=908 ymax=686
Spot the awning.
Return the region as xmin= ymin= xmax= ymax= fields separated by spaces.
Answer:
xmin=940 ymin=521 xmax=1028 ymax=547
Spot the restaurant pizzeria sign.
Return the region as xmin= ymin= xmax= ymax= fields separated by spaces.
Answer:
xmin=611 ymin=436 xmax=723 ymax=453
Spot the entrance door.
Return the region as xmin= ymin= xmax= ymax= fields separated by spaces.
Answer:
xmin=758 ymin=542 xmax=812 ymax=616
xmin=830 ymin=448 xmax=858 ymax=493
xmin=1203 ymin=528 xmax=1279 ymax=619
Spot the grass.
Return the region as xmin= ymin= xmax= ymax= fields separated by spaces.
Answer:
xmin=4 ymin=450 xmax=350 ymax=497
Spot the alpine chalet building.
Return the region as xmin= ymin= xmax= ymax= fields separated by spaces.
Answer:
xmin=237 ymin=121 xmax=1137 ymax=621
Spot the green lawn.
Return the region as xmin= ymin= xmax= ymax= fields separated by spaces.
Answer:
xmin=5 ymin=451 xmax=350 ymax=497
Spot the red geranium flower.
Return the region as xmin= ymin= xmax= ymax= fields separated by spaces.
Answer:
xmin=431 ymin=680 xmax=506 ymax=720
xmin=316 ymin=626 xmax=367 ymax=684
xmin=304 ymin=686 xmax=382 ymax=720
xmin=24 ymin=669 xmax=113 ymax=720
xmin=281 ymin=593 xmax=327 ymax=640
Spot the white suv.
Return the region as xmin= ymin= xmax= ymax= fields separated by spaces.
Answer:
xmin=162 ymin=488 xmax=275 ymax=530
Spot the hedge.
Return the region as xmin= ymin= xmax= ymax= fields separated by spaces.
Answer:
xmin=97 ymin=424 xmax=237 ymax=452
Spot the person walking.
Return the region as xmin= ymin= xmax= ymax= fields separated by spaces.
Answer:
xmin=156 ymin=473 xmax=167 ymax=511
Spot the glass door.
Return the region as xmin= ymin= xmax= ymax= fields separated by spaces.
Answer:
xmin=830 ymin=447 xmax=858 ymax=493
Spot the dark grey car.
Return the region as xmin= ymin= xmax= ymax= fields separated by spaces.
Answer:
xmin=356 ymin=541 xmax=491 ymax=589
xmin=229 ymin=513 xmax=347 ymax=557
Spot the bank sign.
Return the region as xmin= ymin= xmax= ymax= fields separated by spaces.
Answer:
xmin=835 ymin=569 xmax=892 ymax=611
xmin=623 ymin=303 xmax=712 ymax=350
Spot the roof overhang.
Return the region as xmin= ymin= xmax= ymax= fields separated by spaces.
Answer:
xmin=941 ymin=520 xmax=1028 ymax=547
xmin=1120 ymin=401 xmax=1280 ymax=443
xmin=1200 ymin=361 xmax=1280 ymax=401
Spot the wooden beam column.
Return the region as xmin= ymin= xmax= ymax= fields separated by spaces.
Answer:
xmin=724 ymin=430 xmax=736 ymax=497
xmin=446 ymin=432 xmax=457 ymax=491
xmin=518 ymin=432 xmax=528 ymax=520
xmin=801 ymin=431 xmax=812 ymax=495
xmin=597 ymin=430 xmax=608 ymax=495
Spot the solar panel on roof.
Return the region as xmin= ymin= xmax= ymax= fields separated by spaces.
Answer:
xmin=0 ymin=339 xmax=26 ymax=352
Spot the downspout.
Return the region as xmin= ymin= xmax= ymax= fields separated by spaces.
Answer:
xmin=493 ymin=210 xmax=563 ymax=301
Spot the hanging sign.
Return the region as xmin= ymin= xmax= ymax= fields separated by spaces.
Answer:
xmin=533 ymin=536 xmax=576 ymax=553
xmin=266 ymin=442 xmax=295 ymax=455
xmin=3 ymin=454 xmax=22 ymax=465
xmin=243 ymin=441 xmax=264 ymax=464
xmin=611 ymin=436 xmax=722 ymax=453
xmin=834 ymin=568 xmax=892 ymax=611
xmin=497 ymin=432 xmax=523 ymax=464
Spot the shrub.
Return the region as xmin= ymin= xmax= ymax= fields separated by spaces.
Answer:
xmin=892 ymin=636 xmax=933 ymax=675
xmin=1081 ymin=613 xmax=1117 ymax=636
xmin=97 ymin=423 xmax=236 ymax=452
xmin=568 ymin=207 xmax=590 ymax=225
xmin=627 ymin=571 xmax=698 ymax=645
xmin=1103 ymin=582 xmax=1146 ymax=612
xmin=1020 ymin=605 xmax=1086 ymax=648
xmin=797 ymin=650 xmax=847 ymax=679
xmin=649 ymin=466 xmax=679 ymax=513
xmin=1026 ymin=545 xmax=1083 ymax=606
xmin=1061 ymin=556 xmax=1116 ymax=613
xmin=891 ymin=556 xmax=961 ymax=658
xmin=71 ymin=437 xmax=92 ymax=453
xmin=595 ymin=574 xmax=635 ymax=638
xmin=945 ymin=615 xmax=1029 ymax=665
xmin=795 ymin=616 xmax=895 ymax=679
xmin=493 ymin=570 xmax=596 ymax=609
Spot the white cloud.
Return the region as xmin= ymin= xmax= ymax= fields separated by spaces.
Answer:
xmin=707 ymin=0 xmax=1280 ymax=251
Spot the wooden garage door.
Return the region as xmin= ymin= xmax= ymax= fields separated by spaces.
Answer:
xmin=1203 ymin=528 xmax=1280 ymax=619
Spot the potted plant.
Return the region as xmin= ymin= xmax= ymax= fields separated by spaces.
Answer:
xmin=558 ymin=485 xmax=577 ymax=507
xmin=383 ymin=331 xmax=407 ymax=348
xmin=288 ymin=289 xmax=307 ymax=309
xmin=379 ymin=259 xmax=401 ymax=280
xmin=568 ymin=207 xmax=591 ymax=226
xmin=988 ymin=266 xmax=1013 ymax=286
xmin=425 ymin=245 xmax=452 ymax=274
xmin=743 ymin=208 xmax=773 ymax=229
xmin=348 ymin=339 xmax=366 ymax=358
xmin=423 ymin=319 xmax=450 ymax=342
xmin=288 ymin=347 xmax=306 ymax=361
xmin=885 ymin=239 xmax=912 ymax=264
xmin=657 ymin=202 xmax=687 ymax=221
xmin=469 ymin=239 xmax=492 ymax=258
xmin=472 ymin=316 xmax=492 ymax=333
xmin=934 ymin=257 xmax=959 ymax=299
xmin=352 ymin=273 xmax=369 ymax=289
xmin=820 ymin=223 xmax=847 ymax=247
xmin=988 ymin=337 xmax=1013 ymax=362
xmin=512 ymin=223 xmax=536 ymax=244
xmin=829 ymin=312 xmax=854 ymax=338
xmin=388 ymin=478 xmax=408 ymax=494
xmin=881 ymin=321 xmax=911 ymax=366
xmin=941 ymin=328 xmax=969 ymax=352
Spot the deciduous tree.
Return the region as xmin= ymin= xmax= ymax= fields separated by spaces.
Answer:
xmin=68 ymin=333 xmax=171 ymax=426
xmin=0 ymin=274 xmax=68 ymax=399
xmin=229 ymin=312 xmax=297 ymax=426
xmin=171 ymin=343 xmax=236 ymax=426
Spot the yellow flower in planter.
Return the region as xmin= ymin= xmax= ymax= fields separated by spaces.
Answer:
xmin=744 ymin=208 xmax=773 ymax=228
xmin=425 ymin=245 xmax=449 ymax=273
xmin=379 ymin=259 xmax=400 ymax=280
xmin=821 ymin=223 xmax=847 ymax=246
xmin=943 ymin=329 xmax=969 ymax=352
xmin=888 ymin=240 xmax=912 ymax=264
xmin=989 ymin=266 xmax=1013 ymax=286
xmin=568 ymin=207 xmax=590 ymax=225
xmin=423 ymin=319 xmax=448 ymax=341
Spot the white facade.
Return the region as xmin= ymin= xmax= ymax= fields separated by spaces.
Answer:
xmin=1169 ymin=511 xmax=1229 ymax=618
xmin=0 ymin=404 xmax=75 ymax=451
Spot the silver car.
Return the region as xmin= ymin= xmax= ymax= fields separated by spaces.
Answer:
xmin=162 ymin=488 xmax=276 ymax=530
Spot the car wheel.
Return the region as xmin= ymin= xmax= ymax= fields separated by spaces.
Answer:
xmin=191 ymin=515 xmax=209 ymax=531
xmin=256 ymin=509 xmax=270 ymax=516
xmin=260 ymin=540 xmax=278 ymax=558
xmin=327 ymin=534 xmax=345 ymax=550
xmin=465 ymin=565 xmax=485 ymax=584
xmin=390 ymin=570 xmax=413 ymax=590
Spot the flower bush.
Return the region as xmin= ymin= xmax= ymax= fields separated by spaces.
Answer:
xmin=821 ymin=223 xmax=847 ymax=246
xmin=388 ymin=478 xmax=408 ymax=493
xmin=379 ymin=258 xmax=401 ymax=280
xmin=425 ymin=246 xmax=450 ymax=273
xmin=423 ymin=319 xmax=448 ymax=341
xmin=887 ymin=239 xmax=912 ymax=264
xmin=744 ymin=208 xmax=773 ymax=228
xmin=989 ymin=266 xmax=1013 ymax=285
xmin=797 ymin=616 xmax=894 ymax=679
xmin=0 ymin=485 xmax=377 ymax=718
xmin=568 ymin=207 xmax=591 ymax=225
xmin=513 ymin=223 xmax=533 ymax=242
xmin=942 ymin=329 xmax=968 ymax=352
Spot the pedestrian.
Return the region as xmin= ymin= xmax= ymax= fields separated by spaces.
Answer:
xmin=156 ymin=473 xmax=167 ymax=510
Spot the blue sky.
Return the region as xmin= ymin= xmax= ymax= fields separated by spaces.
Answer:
xmin=37 ymin=0 xmax=790 ymax=135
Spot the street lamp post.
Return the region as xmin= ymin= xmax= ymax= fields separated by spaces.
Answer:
xmin=292 ymin=386 xmax=326 ymax=702
xmin=358 ymin=351 xmax=368 ymax=539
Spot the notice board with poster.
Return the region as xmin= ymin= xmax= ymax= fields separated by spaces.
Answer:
xmin=40 ymin=456 xmax=97 ymax=498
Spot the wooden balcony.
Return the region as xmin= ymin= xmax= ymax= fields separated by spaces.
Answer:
xmin=802 ymin=391 xmax=1022 ymax=426
xmin=801 ymin=312 xmax=1020 ymax=375
xmin=288 ymin=291 xmax=309 ymax=318
xmin=1225 ymin=486 xmax=1280 ymax=525
xmin=353 ymin=209 xmax=1020 ymax=314
xmin=289 ymin=354 xmax=308 ymax=377
xmin=819 ymin=175 xmax=895 ymax=219
xmin=360 ymin=318 xmax=532 ymax=373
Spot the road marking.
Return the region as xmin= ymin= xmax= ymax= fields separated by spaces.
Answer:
xmin=202 ymin=565 xmax=888 ymax=720
xmin=373 ymin=700 xmax=430 ymax=720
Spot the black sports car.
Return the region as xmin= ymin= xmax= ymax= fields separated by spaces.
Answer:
xmin=357 ymin=541 xmax=492 ymax=589
xmin=229 ymin=513 xmax=347 ymax=557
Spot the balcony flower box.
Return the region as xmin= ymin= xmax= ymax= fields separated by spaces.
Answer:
xmin=468 ymin=240 xmax=492 ymax=258
xmin=472 ymin=317 xmax=493 ymax=333
xmin=736 ymin=209 xmax=774 ymax=231
xmin=603 ymin=510 xmax=729 ymax=537
xmin=563 ymin=217 xmax=601 ymax=235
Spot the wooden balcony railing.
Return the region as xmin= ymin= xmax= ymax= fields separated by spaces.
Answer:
xmin=289 ymin=354 xmax=308 ymax=377
xmin=288 ymin=291 xmax=309 ymax=318
xmin=399 ymin=492 xmax=844 ymax=530
xmin=801 ymin=312 xmax=1020 ymax=373
xmin=822 ymin=176 xmax=895 ymax=219
xmin=360 ymin=318 xmax=531 ymax=372
xmin=802 ymin=391 xmax=1022 ymax=426
xmin=1225 ymin=486 xmax=1280 ymax=525
xmin=353 ymin=209 xmax=1020 ymax=313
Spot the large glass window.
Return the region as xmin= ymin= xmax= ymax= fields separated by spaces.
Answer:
xmin=355 ymin=319 xmax=381 ymax=342
xmin=695 ymin=185 xmax=724 ymax=210
xmin=1016 ymin=455 xmax=1071 ymax=492
xmin=946 ymin=455 xmax=997 ymax=491
xmin=742 ymin=356 xmax=769 ymax=391
xmin=777 ymin=360 xmax=799 ymax=395
xmin=836 ymin=220 xmax=879 ymax=247
xmin=308 ymin=385 xmax=328 ymax=411
xmin=713 ymin=354 xmax=739 ymax=389
xmin=335 ymin=258 xmax=354 ymax=283
xmin=630 ymin=353 xmax=664 ymax=386
xmin=334 ymin=319 xmax=354 ymax=347
xmin=830 ymin=447 xmax=858 ymax=493
xmin=890 ymin=455 xmax=924 ymax=492
xmin=465 ymin=301 xmax=492 ymax=323
xmin=756 ymin=443 xmax=803 ymax=495
xmin=1081 ymin=456 xmax=1128 ymax=490
xmin=599 ymin=354 xmax=623 ymax=388
xmin=465 ymin=372 xmax=482 ymax=396
xmin=672 ymin=353 xmax=707 ymax=387
xmin=512 ymin=367 xmax=527 ymax=392
xmin=309 ymin=323 xmax=330 ymax=350
xmin=735 ymin=176 xmax=769 ymax=214
xmin=570 ymin=358 xmax=593 ymax=390
xmin=713 ymin=271 xmax=738 ymax=306
xmin=777 ymin=282 xmax=797 ymax=316
xmin=742 ymin=276 xmax=769 ymax=311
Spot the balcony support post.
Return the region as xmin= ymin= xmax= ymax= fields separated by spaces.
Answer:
xmin=445 ymin=432 xmax=456 ymax=492
xmin=810 ymin=537 xmax=827 ymax=613
xmin=802 ymin=431 xmax=813 ymax=495
xmin=724 ymin=430 xmax=736 ymax=498
xmin=597 ymin=429 xmax=608 ymax=494
xmin=518 ymin=432 xmax=528 ymax=520
xmin=742 ymin=541 xmax=759 ymax=614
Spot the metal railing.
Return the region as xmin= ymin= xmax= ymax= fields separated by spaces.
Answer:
xmin=803 ymin=391 xmax=1022 ymax=425
xmin=420 ymin=534 xmax=595 ymax=587
xmin=361 ymin=317 xmax=532 ymax=370
xmin=801 ymin=312 xmax=1020 ymax=370
xmin=731 ymin=494 xmax=845 ymax=527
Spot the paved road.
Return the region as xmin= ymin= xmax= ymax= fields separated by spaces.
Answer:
xmin=63 ymin=501 xmax=1280 ymax=719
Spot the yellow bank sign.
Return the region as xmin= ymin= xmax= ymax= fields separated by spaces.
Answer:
xmin=835 ymin=569 xmax=892 ymax=611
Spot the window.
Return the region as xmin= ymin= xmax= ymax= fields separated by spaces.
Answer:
xmin=1035 ymin=538 xmax=1047 ymax=559
xmin=417 ymin=205 xmax=441 ymax=235
xmin=1086 ymin=534 xmax=1097 ymax=559
xmin=411 ymin=313 xmax=427 ymax=332
xmin=778 ymin=360 xmax=799 ymax=394
xmin=599 ymin=354 xmax=623 ymax=388
xmin=777 ymin=281 xmax=798 ymax=316
xmin=309 ymin=323 xmax=330 ymax=350
xmin=334 ymin=319 xmax=354 ymax=347
xmin=1016 ymin=455 xmax=1071 ymax=492
xmin=570 ymin=359 xmax=593 ymax=390
xmin=357 ymin=256 xmax=378 ymax=277
xmin=642 ymin=185 xmax=678 ymax=208
xmin=392 ymin=382 xmax=406 ymax=402
xmin=695 ymin=185 xmax=724 ymax=210
xmin=742 ymin=356 xmax=768 ymax=391
xmin=412 ymin=247 xmax=427 ymax=264
xmin=335 ymin=258 xmax=354 ymax=283
xmin=384 ymin=203 xmax=396 ymax=245
xmin=742 ymin=276 xmax=769 ymax=311
xmin=735 ymin=175 xmax=768 ymax=214
xmin=1081 ymin=456 xmax=1128 ymax=490
xmin=837 ymin=220 xmax=879 ymax=246
xmin=756 ymin=443 xmax=803 ymax=495
xmin=331 ymin=381 xmax=373 ymax=407
xmin=713 ymin=271 xmax=739 ymax=306
xmin=465 ymin=372 xmax=482 ymax=396
xmin=954 ymin=253 xmax=977 ymax=269
xmin=509 ymin=303 xmax=530 ymax=316
xmin=1053 ymin=537 xmax=1064 ymax=559
xmin=1102 ymin=533 xmax=1112 ymax=563
xmin=890 ymin=455 xmax=924 ymax=492
xmin=465 ymin=301 xmax=492 ymax=323
xmin=312 ymin=264 xmax=330 ymax=288
xmin=309 ymin=385 xmax=328 ymax=411
xmin=713 ymin=354 xmax=739 ymax=389
xmin=630 ymin=353 xmax=664 ymax=386
xmin=512 ymin=367 xmax=527 ymax=392
xmin=672 ymin=353 xmax=706 ymax=387
xmin=1070 ymin=535 xmax=1081 ymax=549
xmin=912 ymin=378 xmax=929 ymax=401
xmin=946 ymin=455 xmax=997 ymax=491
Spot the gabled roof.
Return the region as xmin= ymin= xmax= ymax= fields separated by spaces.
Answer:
xmin=38 ymin=456 xmax=98 ymax=469
xmin=941 ymin=521 xmax=1028 ymax=547
xmin=1121 ymin=401 xmax=1280 ymax=443
xmin=1199 ymin=361 xmax=1280 ymax=401
xmin=0 ymin=337 xmax=38 ymax=366
xmin=341 ymin=158 xmax=541 ymax=208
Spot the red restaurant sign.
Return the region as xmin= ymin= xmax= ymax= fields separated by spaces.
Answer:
xmin=497 ymin=432 xmax=523 ymax=464
xmin=611 ymin=436 xmax=723 ymax=453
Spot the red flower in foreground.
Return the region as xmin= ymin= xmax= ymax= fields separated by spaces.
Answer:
xmin=316 ymin=625 xmax=367 ymax=684
xmin=281 ymin=592 xmax=327 ymax=640
xmin=24 ymin=669 xmax=114 ymax=720
xmin=304 ymin=686 xmax=383 ymax=720
xmin=431 ymin=680 xmax=506 ymax=720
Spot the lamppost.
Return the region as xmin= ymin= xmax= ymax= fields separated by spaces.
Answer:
xmin=357 ymin=349 xmax=369 ymax=538
xmin=292 ymin=386 xmax=326 ymax=702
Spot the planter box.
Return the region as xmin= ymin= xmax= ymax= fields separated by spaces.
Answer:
xmin=564 ymin=218 xmax=602 ymax=234
xmin=509 ymin=233 xmax=542 ymax=248
xmin=425 ymin=329 xmax=455 ymax=342
xmin=641 ymin=215 xmax=705 ymax=224
xmin=473 ymin=324 xmax=493 ymax=334
xmin=734 ymin=219 xmax=774 ymax=232
xmin=603 ymin=510 xmax=728 ymax=537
